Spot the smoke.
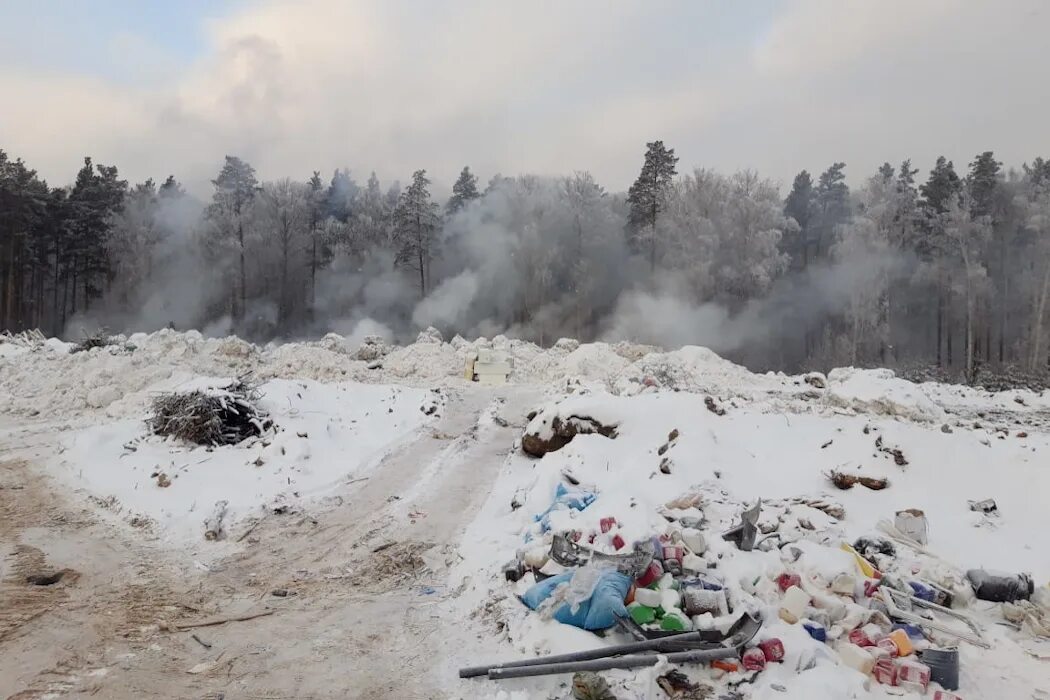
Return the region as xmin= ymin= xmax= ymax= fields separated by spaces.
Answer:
xmin=73 ymin=164 xmax=924 ymax=373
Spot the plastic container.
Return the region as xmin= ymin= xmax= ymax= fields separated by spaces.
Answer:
xmin=742 ymin=647 xmax=767 ymax=671
xmin=600 ymin=516 xmax=617 ymax=533
xmin=803 ymin=622 xmax=827 ymax=642
xmin=634 ymin=587 xmax=662 ymax=607
xmin=681 ymin=527 xmax=706 ymax=554
xmin=682 ymin=553 xmax=705 ymax=572
xmin=919 ymin=648 xmax=959 ymax=691
xmin=896 ymin=660 xmax=931 ymax=691
xmin=759 ymin=638 xmax=785 ymax=663
xmin=636 ymin=560 xmax=663 ymax=588
xmin=873 ymin=657 xmax=897 ymax=685
xmin=628 ymin=603 xmax=656 ymax=625
xmin=682 ymin=587 xmax=727 ymax=616
xmin=776 ymin=572 xmax=802 ymax=592
xmin=660 ymin=588 xmax=681 ymax=611
xmin=888 ymin=629 xmax=914 ymax=656
xmin=895 ymin=509 xmax=928 ymax=545
xmin=778 ymin=585 xmax=810 ymax=624
xmin=837 ymin=642 xmax=875 ymax=675
xmin=831 ymin=573 xmax=856 ymax=595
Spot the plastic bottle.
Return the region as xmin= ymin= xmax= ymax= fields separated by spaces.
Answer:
xmin=836 ymin=642 xmax=875 ymax=675
xmin=778 ymin=585 xmax=810 ymax=624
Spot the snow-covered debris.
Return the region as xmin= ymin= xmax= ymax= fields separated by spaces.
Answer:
xmin=824 ymin=367 xmax=946 ymax=422
xmin=148 ymin=379 xmax=272 ymax=446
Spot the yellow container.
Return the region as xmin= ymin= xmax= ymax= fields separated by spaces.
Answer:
xmin=889 ymin=628 xmax=913 ymax=656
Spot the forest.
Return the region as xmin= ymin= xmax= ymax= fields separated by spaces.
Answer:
xmin=3 ymin=143 xmax=1050 ymax=379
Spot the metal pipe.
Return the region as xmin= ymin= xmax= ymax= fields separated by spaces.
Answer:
xmin=459 ymin=632 xmax=706 ymax=678
xmin=487 ymin=645 xmax=739 ymax=680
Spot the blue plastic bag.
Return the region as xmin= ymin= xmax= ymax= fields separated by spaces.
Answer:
xmin=533 ymin=483 xmax=596 ymax=532
xmin=521 ymin=569 xmax=631 ymax=630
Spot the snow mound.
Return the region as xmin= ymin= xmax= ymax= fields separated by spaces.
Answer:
xmin=54 ymin=379 xmax=434 ymax=542
xmin=825 ymin=367 xmax=945 ymax=422
xmin=612 ymin=345 xmax=775 ymax=396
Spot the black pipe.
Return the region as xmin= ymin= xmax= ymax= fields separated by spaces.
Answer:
xmin=487 ymin=645 xmax=739 ymax=679
xmin=459 ymin=632 xmax=705 ymax=678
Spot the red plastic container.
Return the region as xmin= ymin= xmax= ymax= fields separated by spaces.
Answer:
xmin=876 ymin=636 xmax=899 ymax=657
xmin=742 ymin=647 xmax=766 ymax=671
xmin=600 ymin=517 xmax=617 ymax=534
xmin=758 ymin=638 xmax=785 ymax=663
xmin=849 ymin=628 xmax=875 ymax=647
xmin=635 ymin=560 xmax=663 ymax=587
xmin=896 ymin=660 xmax=931 ymax=691
xmin=662 ymin=545 xmax=684 ymax=562
xmin=873 ymin=658 xmax=897 ymax=685
xmin=776 ymin=572 xmax=802 ymax=592
xmin=612 ymin=534 xmax=626 ymax=550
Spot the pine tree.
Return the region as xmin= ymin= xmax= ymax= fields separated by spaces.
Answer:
xmin=393 ymin=170 xmax=440 ymax=296
xmin=207 ymin=156 xmax=258 ymax=323
xmin=783 ymin=170 xmax=815 ymax=267
xmin=626 ymin=140 xmax=679 ymax=272
xmin=811 ymin=162 xmax=850 ymax=259
xmin=967 ymin=151 xmax=1002 ymax=220
xmin=446 ymin=166 xmax=480 ymax=215
xmin=920 ymin=156 xmax=962 ymax=214
xmin=306 ymin=171 xmax=326 ymax=312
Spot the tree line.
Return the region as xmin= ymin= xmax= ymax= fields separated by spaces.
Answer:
xmin=2 ymin=143 xmax=1050 ymax=377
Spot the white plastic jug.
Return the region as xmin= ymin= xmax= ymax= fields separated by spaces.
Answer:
xmin=779 ymin=585 xmax=811 ymax=624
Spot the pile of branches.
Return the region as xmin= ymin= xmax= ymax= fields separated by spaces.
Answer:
xmin=148 ymin=379 xmax=273 ymax=446
xmin=71 ymin=329 xmax=116 ymax=354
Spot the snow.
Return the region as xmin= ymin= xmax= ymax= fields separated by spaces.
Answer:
xmin=3 ymin=329 xmax=1050 ymax=697
xmin=52 ymin=378 xmax=435 ymax=543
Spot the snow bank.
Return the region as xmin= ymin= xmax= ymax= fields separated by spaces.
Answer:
xmin=825 ymin=367 xmax=946 ymax=422
xmin=53 ymin=378 xmax=436 ymax=543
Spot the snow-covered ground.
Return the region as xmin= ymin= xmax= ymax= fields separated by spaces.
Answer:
xmin=2 ymin=328 xmax=1049 ymax=699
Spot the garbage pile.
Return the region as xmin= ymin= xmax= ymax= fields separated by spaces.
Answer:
xmin=462 ymin=478 xmax=1050 ymax=698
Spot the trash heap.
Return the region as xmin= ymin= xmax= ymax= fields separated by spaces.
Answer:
xmin=463 ymin=479 xmax=1050 ymax=698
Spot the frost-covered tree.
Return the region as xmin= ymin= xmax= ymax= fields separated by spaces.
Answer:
xmin=626 ymin=140 xmax=678 ymax=272
xmin=206 ymin=156 xmax=258 ymax=323
xmin=446 ymin=166 xmax=480 ymax=216
xmin=393 ymin=170 xmax=440 ymax=296
xmin=257 ymin=179 xmax=311 ymax=331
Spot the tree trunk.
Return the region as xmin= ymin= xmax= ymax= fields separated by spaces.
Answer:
xmin=237 ymin=221 xmax=246 ymax=324
xmin=1029 ymin=263 xmax=1050 ymax=371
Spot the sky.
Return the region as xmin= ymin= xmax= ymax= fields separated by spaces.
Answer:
xmin=1 ymin=0 xmax=1048 ymax=195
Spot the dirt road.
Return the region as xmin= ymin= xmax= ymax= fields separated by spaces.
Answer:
xmin=0 ymin=385 xmax=538 ymax=699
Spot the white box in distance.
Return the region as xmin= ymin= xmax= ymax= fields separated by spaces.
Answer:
xmin=466 ymin=349 xmax=513 ymax=385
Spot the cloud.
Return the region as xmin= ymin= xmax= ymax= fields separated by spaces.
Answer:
xmin=1 ymin=0 xmax=1048 ymax=193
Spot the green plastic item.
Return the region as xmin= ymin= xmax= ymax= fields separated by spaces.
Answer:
xmin=628 ymin=604 xmax=656 ymax=625
xmin=660 ymin=614 xmax=687 ymax=632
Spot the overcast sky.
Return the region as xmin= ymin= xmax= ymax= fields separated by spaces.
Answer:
xmin=1 ymin=0 xmax=1048 ymax=195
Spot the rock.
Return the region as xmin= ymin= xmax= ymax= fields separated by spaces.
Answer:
xmin=941 ymin=423 xmax=953 ymax=434
xmin=804 ymin=372 xmax=827 ymax=389
xmin=521 ymin=414 xmax=618 ymax=457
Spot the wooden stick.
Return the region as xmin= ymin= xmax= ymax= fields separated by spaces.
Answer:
xmin=175 ymin=609 xmax=274 ymax=631
xmin=236 ymin=517 xmax=262 ymax=542
xmin=191 ymin=633 xmax=212 ymax=649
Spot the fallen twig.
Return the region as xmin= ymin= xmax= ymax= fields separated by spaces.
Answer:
xmin=191 ymin=633 xmax=213 ymax=649
xmin=174 ymin=609 xmax=275 ymax=631
xmin=236 ymin=518 xmax=263 ymax=542
xmin=371 ymin=541 xmax=396 ymax=553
